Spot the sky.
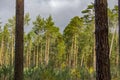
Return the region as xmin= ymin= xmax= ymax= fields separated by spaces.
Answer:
xmin=0 ymin=0 xmax=117 ymax=32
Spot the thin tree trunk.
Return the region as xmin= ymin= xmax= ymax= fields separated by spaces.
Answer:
xmin=45 ymin=35 xmax=50 ymax=65
xmin=11 ymin=35 xmax=14 ymax=66
xmin=67 ymin=49 xmax=70 ymax=67
xmin=5 ymin=46 xmax=9 ymax=65
xmin=93 ymin=41 xmax=96 ymax=72
xmin=45 ymin=36 xmax=48 ymax=65
xmin=74 ymin=35 xmax=76 ymax=68
xmin=118 ymin=0 xmax=120 ymax=76
xmin=94 ymin=0 xmax=111 ymax=80
xmin=26 ymin=47 xmax=29 ymax=68
xmin=0 ymin=38 xmax=4 ymax=65
xmin=34 ymin=47 xmax=36 ymax=66
xmin=116 ymin=32 xmax=119 ymax=77
xmin=40 ymin=42 xmax=43 ymax=65
xmin=109 ymin=24 xmax=117 ymax=57
xmin=71 ymin=37 xmax=74 ymax=68
xmin=28 ymin=41 xmax=32 ymax=68
xmin=14 ymin=0 xmax=24 ymax=80
xmin=36 ymin=44 xmax=39 ymax=67
xmin=0 ymin=45 xmax=2 ymax=65
xmin=74 ymin=35 xmax=78 ymax=68
xmin=81 ymin=53 xmax=84 ymax=67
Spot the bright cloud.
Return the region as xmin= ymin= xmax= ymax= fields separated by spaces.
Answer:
xmin=49 ymin=0 xmax=80 ymax=9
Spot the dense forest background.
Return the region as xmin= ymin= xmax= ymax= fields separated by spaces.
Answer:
xmin=0 ymin=4 xmax=120 ymax=80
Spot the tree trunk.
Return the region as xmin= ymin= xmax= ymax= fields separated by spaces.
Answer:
xmin=45 ymin=35 xmax=50 ymax=65
xmin=11 ymin=34 xmax=14 ymax=66
xmin=0 ymin=38 xmax=4 ymax=65
xmin=14 ymin=0 xmax=24 ymax=80
xmin=29 ymin=41 xmax=32 ymax=66
xmin=40 ymin=42 xmax=43 ymax=65
xmin=26 ymin=46 xmax=29 ymax=68
xmin=34 ymin=47 xmax=36 ymax=66
xmin=94 ymin=0 xmax=111 ymax=80
xmin=80 ymin=53 xmax=84 ymax=67
xmin=28 ymin=41 xmax=32 ymax=68
xmin=118 ymin=0 xmax=120 ymax=76
xmin=116 ymin=32 xmax=119 ymax=77
xmin=93 ymin=37 xmax=96 ymax=72
xmin=73 ymin=35 xmax=78 ymax=68
xmin=36 ymin=44 xmax=39 ymax=67
xmin=70 ymin=37 xmax=74 ymax=68
xmin=109 ymin=24 xmax=117 ymax=57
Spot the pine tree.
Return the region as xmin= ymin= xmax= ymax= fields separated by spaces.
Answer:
xmin=94 ymin=0 xmax=111 ymax=80
xmin=14 ymin=0 xmax=24 ymax=80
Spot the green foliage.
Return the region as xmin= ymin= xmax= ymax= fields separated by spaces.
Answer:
xmin=0 ymin=65 xmax=13 ymax=80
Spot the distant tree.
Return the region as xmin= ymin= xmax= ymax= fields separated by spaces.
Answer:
xmin=14 ymin=0 xmax=24 ymax=80
xmin=33 ymin=15 xmax=60 ymax=65
xmin=94 ymin=0 xmax=111 ymax=80
xmin=24 ymin=30 xmax=35 ymax=68
xmin=81 ymin=4 xmax=96 ymax=72
xmin=0 ymin=24 xmax=10 ymax=66
xmin=33 ymin=15 xmax=45 ymax=66
xmin=63 ymin=16 xmax=83 ymax=68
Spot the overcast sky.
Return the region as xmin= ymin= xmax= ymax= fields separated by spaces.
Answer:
xmin=0 ymin=0 xmax=117 ymax=32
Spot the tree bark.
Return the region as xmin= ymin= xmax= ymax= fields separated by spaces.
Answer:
xmin=94 ymin=0 xmax=111 ymax=80
xmin=14 ymin=0 xmax=24 ymax=80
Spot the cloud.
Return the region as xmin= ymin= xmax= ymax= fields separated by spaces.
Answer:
xmin=0 ymin=0 xmax=117 ymax=32
xmin=49 ymin=0 xmax=80 ymax=9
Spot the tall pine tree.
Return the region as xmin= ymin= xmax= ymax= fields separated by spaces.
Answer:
xmin=94 ymin=0 xmax=111 ymax=80
xmin=14 ymin=0 xmax=24 ymax=80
